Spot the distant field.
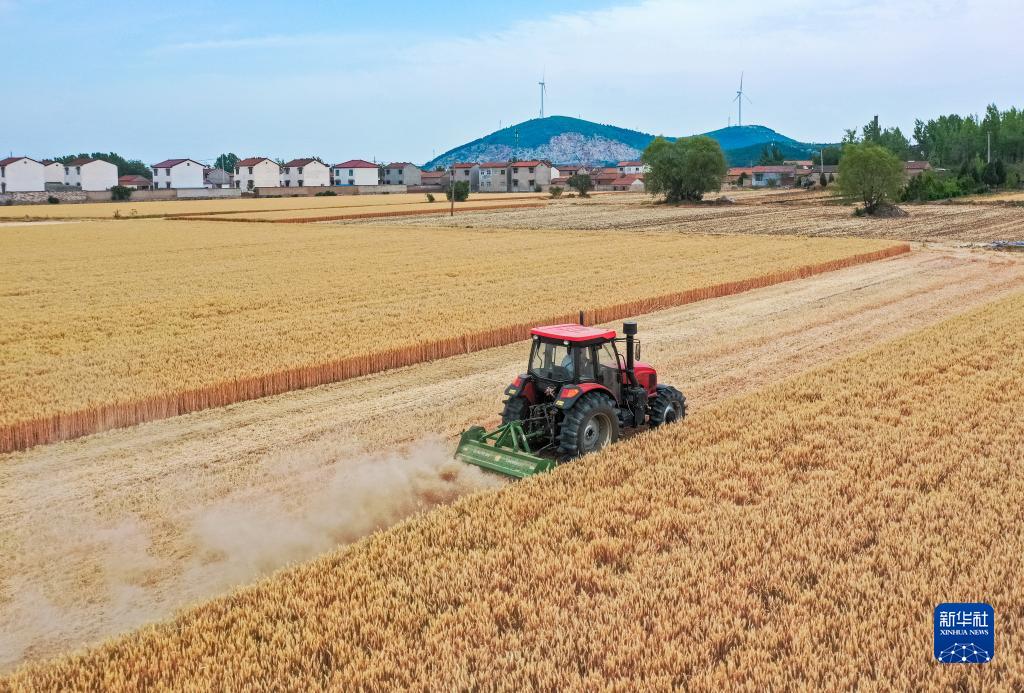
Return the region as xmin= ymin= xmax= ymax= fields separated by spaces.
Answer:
xmin=959 ymin=190 xmax=1024 ymax=203
xmin=0 ymin=191 xmax=546 ymax=220
xmin=0 ymin=219 xmax=903 ymax=451
xmin=190 ymin=198 xmax=548 ymax=222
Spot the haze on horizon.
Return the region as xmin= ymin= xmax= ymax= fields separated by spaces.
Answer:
xmin=2 ymin=0 xmax=1020 ymax=165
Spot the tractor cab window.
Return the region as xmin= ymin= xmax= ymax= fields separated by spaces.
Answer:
xmin=598 ymin=343 xmax=621 ymax=390
xmin=529 ymin=341 xmax=573 ymax=382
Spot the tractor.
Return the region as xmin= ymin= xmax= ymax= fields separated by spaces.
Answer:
xmin=455 ymin=321 xmax=686 ymax=478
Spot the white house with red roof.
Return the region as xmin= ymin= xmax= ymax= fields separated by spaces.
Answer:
xmin=750 ymin=165 xmax=796 ymax=187
xmin=0 ymin=157 xmax=45 ymax=192
xmin=610 ymin=174 xmax=645 ymax=192
xmin=450 ymin=162 xmax=480 ymax=191
xmin=380 ymin=162 xmax=421 ymax=186
xmin=234 ymin=157 xmax=280 ymax=190
xmin=150 ymin=158 xmax=204 ymax=189
xmin=332 ymin=159 xmax=378 ymax=186
xmin=64 ymin=157 xmax=118 ymax=190
xmin=508 ymin=160 xmax=552 ymax=192
xmin=478 ymin=161 xmax=510 ymax=192
xmin=41 ymin=159 xmax=65 ymax=185
xmin=281 ymin=158 xmax=330 ymax=188
xmin=616 ymin=160 xmax=649 ymax=176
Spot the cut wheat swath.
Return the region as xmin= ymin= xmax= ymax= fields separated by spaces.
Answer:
xmin=0 ymin=220 xmax=907 ymax=452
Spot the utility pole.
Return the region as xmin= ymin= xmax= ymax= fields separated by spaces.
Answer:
xmin=449 ymin=164 xmax=455 ymax=217
xmin=820 ymin=149 xmax=824 ymax=175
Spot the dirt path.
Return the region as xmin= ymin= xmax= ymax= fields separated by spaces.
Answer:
xmin=1 ymin=245 xmax=1022 ymax=670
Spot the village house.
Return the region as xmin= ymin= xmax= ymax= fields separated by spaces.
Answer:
xmin=203 ymin=168 xmax=232 ymax=189
xmin=616 ymin=160 xmax=649 ymax=176
xmin=280 ymin=158 xmax=330 ymax=187
xmin=750 ymin=165 xmax=796 ymax=188
xmin=332 ymin=159 xmax=379 ymax=186
xmin=41 ymin=159 xmax=65 ymax=185
xmin=554 ymin=164 xmax=587 ymax=178
xmin=591 ymin=167 xmax=621 ymax=190
xmin=508 ymin=160 xmax=552 ymax=192
xmin=450 ymin=163 xmax=480 ymax=192
xmin=65 ymin=157 xmax=118 ymax=190
xmin=234 ymin=157 xmax=280 ymax=190
xmin=0 ymin=156 xmax=45 ymax=192
xmin=610 ymin=174 xmax=645 ymax=192
xmin=726 ymin=167 xmax=754 ymax=187
xmin=478 ymin=162 xmax=509 ymax=192
xmin=380 ymin=162 xmax=422 ymax=186
xmin=150 ymin=158 xmax=203 ymax=189
xmin=420 ymin=170 xmax=450 ymax=189
xmin=904 ymin=161 xmax=932 ymax=177
xmin=117 ymin=174 xmax=152 ymax=190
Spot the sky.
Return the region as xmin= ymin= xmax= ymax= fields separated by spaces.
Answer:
xmin=2 ymin=0 xmax=1022 ymax=165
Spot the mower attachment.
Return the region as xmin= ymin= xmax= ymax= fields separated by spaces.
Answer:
xmin=454 ymin=421 xmax=556 ymax=479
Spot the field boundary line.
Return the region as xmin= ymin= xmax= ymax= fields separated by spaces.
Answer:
xmin=0 ymin=243 xmax=910 ymax=453
xmin=174 ymin=202 xmax=548 ymax=224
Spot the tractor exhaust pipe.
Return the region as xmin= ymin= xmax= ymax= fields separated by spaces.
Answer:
xmin=623 ymin=321 xmax=638 ymax=385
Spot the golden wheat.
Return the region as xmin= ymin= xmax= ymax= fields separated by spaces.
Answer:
xmin=6 ymin=288 xmax=1022 ymax=691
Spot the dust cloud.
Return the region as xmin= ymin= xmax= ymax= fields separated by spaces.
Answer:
xmin=0 ymin=437 xmax=504 ymax=672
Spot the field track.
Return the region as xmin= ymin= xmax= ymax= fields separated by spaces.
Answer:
xmin=2 ymin=245 xmax=1020 ymax=671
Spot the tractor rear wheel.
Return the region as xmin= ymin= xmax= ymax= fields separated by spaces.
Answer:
xmin=558 ymin=393 xmax=619 ymax=458
xmin=648 ymin=386 xmax=687 ymax=427
xmin=501 ymin=396 xmax=530 ymax=424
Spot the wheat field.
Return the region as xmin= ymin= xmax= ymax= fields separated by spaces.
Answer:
xmin=0 ymin=220 xmax=904 ymax=452
xmin=6 ymin=286 xmax=1021 ymax=690
xmin=0 ymin=191 xmax=546 ymax=220
xmin=184 ymin=198 xmax=547 ymax=223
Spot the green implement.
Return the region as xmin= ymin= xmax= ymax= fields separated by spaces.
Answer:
xmin=454 ymin=420 xmax=557 ymax=479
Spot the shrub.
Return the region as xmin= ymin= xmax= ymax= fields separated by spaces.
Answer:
xmin=47 ymin=196 xmax=60 ymax=204
xmin=900 ymin=171 xmax=964 ymax=202
xmin=549 ymin=186 xmax=563 ymax=199
xmin=534 ymin=184 xmax=543 ymax=193
xmin=110 ymin=186 xmax=132 ymax=201
xmin=425 ymin=193 xmax=435 ymax=203
xmin=446 ymin=181 xmax=470 ymax=202
xmin=819 ymin=173 xmax=828 ymax=188
xmin=567 ymin=174 xmax=593 ymax=197
xmin=315 ymin=190 xmax=337 ymax=197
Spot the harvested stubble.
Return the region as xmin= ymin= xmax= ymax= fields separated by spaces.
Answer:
xmin=0 ymin=191 xmax=546 ymax=220
xmin=0 ymin=220 xmax=905 ymax=452
xmin=8 ymin=290 xmax=1023 ymax=690
xmin=182 ymin=199 xmax=548 ymax=223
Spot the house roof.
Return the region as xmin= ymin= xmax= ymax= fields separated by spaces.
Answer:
xmin=611 ymin=175 xmax=644 ymax=186
xmin=0 ymin=156 xmax=41 ymax=166
xmin=479 ymin=161 xmax=509 ymax=168
xmin=421 ymin=171 xmax=446 ymax=179
xmin=751 ymin=165 xmax=795 ymax=174
xmin=334 ymin=159 xmax=377 ymax=169
xmin=783 ymin=160 xmax=814 ymax=166
xmin=727 ymin=167 xmax=754 ymax=176
xmin=905 ymin=161 xmax=931 ymax=170
xmin=236 ymin=157 xmax=275 ymax=167
xmin=41 ymin=159 xmax=57 ymax=166
xmin=204 ymin=168 xmax=232 ymax=183
xmin=508 ymin=160 xmax=548 ymax=168
xmin=118 ymin=175 xmax=152 ymax=185
xmin=67 ymin=157 xmax=104 ymax=166
xmin=283 ymin=158 xmax=324 ymax=168
xmin=452 ymin=162 xmax=479 ymax=169
xmin=617 ymin=160 xmax=644 ymax=167
xmin=385 ymin=162 xmax=418 ymax=169
xmin=151 ymin=158 xmax=202 ymax=169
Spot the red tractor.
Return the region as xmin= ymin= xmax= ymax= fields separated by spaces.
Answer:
xmin=456 ymin=321 xmax=686 ymax=477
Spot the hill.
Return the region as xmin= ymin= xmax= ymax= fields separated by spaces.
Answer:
xmin=423 ymin=116 xmax=830 ymax=169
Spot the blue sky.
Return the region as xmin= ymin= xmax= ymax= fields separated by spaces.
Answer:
xmin=2 ymin=0 xmax=1021 ymax=165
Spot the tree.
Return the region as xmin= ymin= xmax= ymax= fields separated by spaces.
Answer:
xmin=567 ymin=173 xmax=593 ymax=197
xmin=215 ymin=153 xmax=239 ymax=173
xmin=835 ymin=143 xmax=904 ymax=214
xmin=446 ymin=180 xmax=470 ymax=202
xmin=811 ymin=147 xmax=841 ymax=165
xmin=756 ymin=143 xmax=784 ymax=165
xmin=819 ymin=172 xmax=828 ymax=188
xmin=642 ymin=135 xmax=727 ymax=203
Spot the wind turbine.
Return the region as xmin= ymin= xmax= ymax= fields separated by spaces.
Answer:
xmin=733 ymin=72 xmax=752 ymax=126
xmin=538 ymin=72 xmax=547 ymax=119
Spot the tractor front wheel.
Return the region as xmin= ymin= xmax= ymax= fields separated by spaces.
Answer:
xmin=558 ymin=394 xmax=619 ymax=458
xmin=648 ymin=386 xmax=687 ymax=427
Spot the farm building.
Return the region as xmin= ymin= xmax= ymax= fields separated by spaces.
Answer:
xmin=726 ymin=167 xmax=754 ymax=187
xmin=610 ymin=174 xmax=645 ymax=192
xmin=332 ymin=160 xmax=378 ymax=186
xmin=616 ymin=160 xmax=649 ymax=175
xmin=380 ymin=163 xmax=422 ymax=186
xmin=151 ymin=159 xmax=204 ymax=189
xmin=592 ymin=167 xmax=621 ymax=190
xmin=281 ymin=159 xmax=330 ymax=187
xmin=750 ymin=165 xmax=796 ymax=188
xmin=203 ymin=168 xmax=232 ymax=189
xmin=554 ymin=164 xmax=587 ymax=178
xmin=117 ymin=175 xmax=153 ymax=190
xmin=508 ymin=160 xmax=552 ymax=192
xmin=0 ymin=156 xmax=45 ymax=192
xmin=234 ymin=158 xmax=280 ymax=190
xmin=41 ymin=159 xmax=65 ymax=185
xmin=450 ymin=163 xmax=480 ymax=191
xmin=420 ymin=170 xmax=449 ymax=189
xmin=64 ymin=157 xmax=118 ymax=191
xmin=479 ymin=162 xmax=510 ymax=192
xmin=904 ymin=161 xmax=932 ymax=176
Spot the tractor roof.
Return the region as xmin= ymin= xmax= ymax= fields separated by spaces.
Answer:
xmin=531 ymin=324 xmax=616 ymax=343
